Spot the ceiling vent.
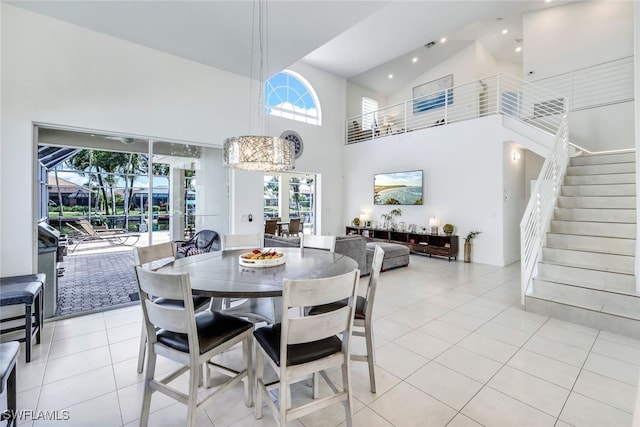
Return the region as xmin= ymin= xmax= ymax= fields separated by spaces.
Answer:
xmin=425 ymin=41 xmax=436 ymax=48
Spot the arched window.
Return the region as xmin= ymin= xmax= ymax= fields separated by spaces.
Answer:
xmin=265 ymin=70 xmax=321 ymax=125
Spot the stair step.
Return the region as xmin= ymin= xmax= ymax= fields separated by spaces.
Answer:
xmin=545 ymin=233 xmax=635 ymax=256
xmin=537 ymin=262 xmax=636 ymax=293
xmin=564 ymin=173 xmax=636 ymax=186
xmin=541 ymin=247 xmax=635 ymax=274
xmin=567 ymin=163 xmax=636 ymax=176
xmin=553 ymin=207 xmax=636 ymax=223
xmin=550 ymin=220 xmax=636 ymax=238
xmin=525 ymin=295 xmax=640 ymax=339
xmin=561 ymin=184 xmax=636 ymax=197
xmin=571 ymin=152 xmax=636 ymax=166
xmin=531 ymin=279 xmax=640 ymax=318
xmin=557 ymin=196 xmax=636 ymax=209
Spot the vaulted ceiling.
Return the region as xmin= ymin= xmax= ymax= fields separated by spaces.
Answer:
xmin=7 ymin=0 xmax=574 ymax=95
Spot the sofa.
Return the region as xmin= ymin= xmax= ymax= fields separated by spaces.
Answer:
xmin=264 ymin=234 xmax=411 ymax=274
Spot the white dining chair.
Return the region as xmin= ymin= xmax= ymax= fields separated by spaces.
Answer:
xmin=221 ymin=233 xmax=263 ymax=251
xmin=221 ymin=233 xmax=271 ymax=322
xmin=135 ymin=267 xmax=253 ymax=427
xmin=300 ymin=234 xmax=336 ymax=252
xmin=308 ymin=244 xmax=385 ymax=392
xmin=133 ymin=242 xmax=211 ymax=374
xmin=254 ymin=269 xmax=360 ymax=426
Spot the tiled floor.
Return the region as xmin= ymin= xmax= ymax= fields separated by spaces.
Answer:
xmin=6 ymin=255 xmax=640 ymax=426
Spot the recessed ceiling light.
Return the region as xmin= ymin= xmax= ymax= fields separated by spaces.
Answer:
xmin=412 ymin=57 xmax=418 ymax=63
xmin=388 ymin=74 xmax=393 ymax=79
xmin=502 ymin=29 xmax=508 ymax=34
xmin=545 ymin=0 xmax=552 ymax=3
xmin=515 ymin=46 xmax=522 ymax=53
xmin=440 ymin=37 xmax=447 ymax=43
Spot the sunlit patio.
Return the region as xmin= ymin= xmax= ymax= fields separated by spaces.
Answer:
xmin=55 ymin=231 xmax=171 ymax=318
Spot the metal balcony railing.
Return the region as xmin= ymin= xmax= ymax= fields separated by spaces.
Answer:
xmin=345 ymin=73 xmax=567 ymax=145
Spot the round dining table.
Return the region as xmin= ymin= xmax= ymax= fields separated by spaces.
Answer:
xmin=157 ymin=247 xmax=358 ymax=321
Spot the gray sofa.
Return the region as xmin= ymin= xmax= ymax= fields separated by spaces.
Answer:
xmin=264 ymin=234 xmax=370 ymax=274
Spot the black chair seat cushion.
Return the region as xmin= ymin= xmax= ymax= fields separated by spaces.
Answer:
xmin=253 ymin=324 xmax=342 ymax=367
xmin=307 ymin=296 xmax=366 ymax=320
xmin=154 ymin=296 xmax=211 ymax=311
xmin=156 ymin=311 xmax=252 ymax=355
xmin=0 ymin=280 xmax=43 ymax=306
xmin=0 ymin=341 xmax=19 ymax=393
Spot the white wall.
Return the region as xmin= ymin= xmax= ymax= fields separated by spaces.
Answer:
xmin=476 ymin=42 xmax=498 ymax=80
xmin=345 ymin=82 xmax=387 ymax=119
xmin=0 ymin=6 xmax=332 ymax=276
xmin=266 ymin=61 xmax=347 ymax=236
xmin=343 ymin=115 xmax=524 ymax=266
xmin=503 ymin=142 xmax=526 ymax=266
xmin=387 ymin=43 xmax=479 ymax=108
xmin=523 ymin=1 xmax=635 ymax=152
xmin=523 ymin=1 xmax=633 ymax=80
xmin=569 ymin=103 xmax=635 ymax=152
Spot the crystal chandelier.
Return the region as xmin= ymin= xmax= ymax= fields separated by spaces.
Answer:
xmin=223 ymin=135 xmax=294 ymax=172
xmin=223 ymin=0 xmax=295 ymax=172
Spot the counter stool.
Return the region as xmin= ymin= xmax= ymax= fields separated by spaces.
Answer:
xmin=0 ymin=274 xmax=44 ymax=363
xmin=0 ymin=341 xmax=19 ymax=427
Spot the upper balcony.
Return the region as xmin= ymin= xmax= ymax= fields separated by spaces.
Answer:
xmin=345 ymin=56 xmax=634 ymax=152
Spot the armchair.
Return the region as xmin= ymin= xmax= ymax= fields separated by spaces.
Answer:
xmin=176 ymin=230 xmax=221 ymax=258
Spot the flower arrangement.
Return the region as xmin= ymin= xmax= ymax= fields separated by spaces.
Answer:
xmin=465 ymin=231 xmax=482 ymax=243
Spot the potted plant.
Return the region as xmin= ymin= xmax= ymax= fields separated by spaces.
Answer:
xmin=443 ymin=223 xmax=454 ymax=235
xmin=380 ymin=208 xmax=402 ymax=230
xmin=464 ymin=230 xmax=482 ymax=263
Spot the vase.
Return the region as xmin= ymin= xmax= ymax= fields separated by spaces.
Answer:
xmin=464 ymin=241 xmax=471 ymax=263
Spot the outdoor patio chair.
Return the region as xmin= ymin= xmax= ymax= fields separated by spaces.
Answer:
xmin=280 ymin=217 xmax=301 ymax=237
xmin=264 ymin=218 xmax=278 ymax=235
xmin=68 ymin=219 xmax=139 ymax=252
xmin=176 ymin=230 xmax=221 ymax=258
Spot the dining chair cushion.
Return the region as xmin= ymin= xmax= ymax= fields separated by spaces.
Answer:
xmin=157 ymin=311 xmax=252 ymax=355
xmin=306 ymin=296 xmax=366 ymax=320
xmin=153 ymin=296 xmax=211 ymax=310
xmin=0 ymin=341 xmax=19 ymax=393
xmin=253 ymin=324 xmax=342 ymax=366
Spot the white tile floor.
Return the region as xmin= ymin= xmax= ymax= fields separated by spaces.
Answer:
xmin=5 ymin=255 xmax=640 ymax=426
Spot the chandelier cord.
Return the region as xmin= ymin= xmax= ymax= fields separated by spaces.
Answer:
xmin=249 ymin=1 xmax=256 ymax=134
xmin=257 ymin=0 xmax=266 ymax=134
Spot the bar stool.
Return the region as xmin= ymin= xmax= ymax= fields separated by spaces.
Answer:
xmin=0 ymin=274 xmax=44 ymax=363
xmin=0 ymin=341 xmax=19 ymax=427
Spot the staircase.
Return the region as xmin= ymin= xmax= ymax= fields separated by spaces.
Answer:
xmin=525 ymin=152 xmax=640 ymax=339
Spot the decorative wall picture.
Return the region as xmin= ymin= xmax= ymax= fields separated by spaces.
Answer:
xmin=374 ymin=170 xmax=423 ymax=205
xmin=413 ymin=74 xmax=454 ymax=114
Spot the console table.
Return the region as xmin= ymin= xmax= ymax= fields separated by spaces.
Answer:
xmin=346 ymin=226 xmax=459 ymax=261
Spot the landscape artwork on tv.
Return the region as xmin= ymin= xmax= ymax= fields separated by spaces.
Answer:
xmin=374 ymin=170 xmax=423 ymax=205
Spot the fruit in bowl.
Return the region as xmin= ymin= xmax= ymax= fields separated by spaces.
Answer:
xmin=241 ymin=249 xmax=284 ymax=260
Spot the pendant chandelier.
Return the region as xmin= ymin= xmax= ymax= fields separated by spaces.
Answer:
xmin=223 ymin=0 xmax=295 ymax=172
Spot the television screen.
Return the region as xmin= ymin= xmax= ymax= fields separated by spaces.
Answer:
xmin=374 ymin=170 xmax=423 ymax=205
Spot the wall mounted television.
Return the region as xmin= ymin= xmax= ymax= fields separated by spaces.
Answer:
xmin=374 ymin=170 xmax=423 ymax=205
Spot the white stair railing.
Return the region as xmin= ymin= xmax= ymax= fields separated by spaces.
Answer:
xmin=519 ymin=117 xmax=570 ymax=304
